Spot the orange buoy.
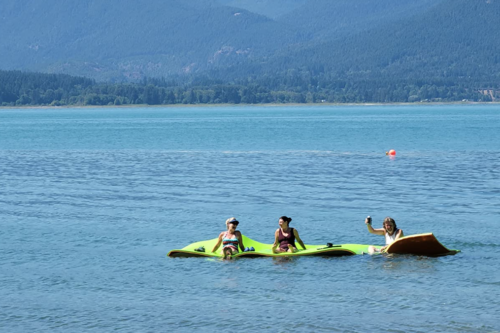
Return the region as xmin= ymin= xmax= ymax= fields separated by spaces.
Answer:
xmin=386 ymin=149 xmax=396 ymax=156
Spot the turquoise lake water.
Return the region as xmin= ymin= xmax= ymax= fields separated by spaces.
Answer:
xmin=1 ymin=105 xmax=499 ymax=332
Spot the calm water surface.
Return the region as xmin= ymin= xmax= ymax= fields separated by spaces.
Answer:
xmin=1 ymin=105 xmax=499 ymax=332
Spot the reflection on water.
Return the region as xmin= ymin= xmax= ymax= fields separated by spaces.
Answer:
xmin=271 ymin=256 xmax=298 ymax=268
xmin=379 ymin=255 xmax=440 ymax=272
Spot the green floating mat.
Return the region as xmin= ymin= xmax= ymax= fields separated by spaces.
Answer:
xmin=167 ymin=235 xmax=378 ymax=258
xmin=167 ymin=233 xmax=460 ymax=258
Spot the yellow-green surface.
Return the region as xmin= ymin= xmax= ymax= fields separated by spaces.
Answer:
xmin=167 ymin=235 xmax=380 ymax=258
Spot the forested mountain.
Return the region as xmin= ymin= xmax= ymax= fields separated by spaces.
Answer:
xmin=1 ymin=0 xmax=499 ymax=104
xmin=1 ymin=0 xmax=447 ymax=81
xmin=277 ymin=0 xmax=440 ymax=40
xmin=212 ymin=0 xmax=500 ymax=86
xmin=0 ymin=0 xmax=302 ymax=80
xmin=264 ymin=0 xmax=500 ymax=81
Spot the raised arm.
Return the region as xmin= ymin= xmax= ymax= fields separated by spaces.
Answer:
xmin=211 ymin=232 xmax=224 ymax=252
xmin=366 ymin=217 xmax=385 ymax=236
xmin=293 ymin=229 xmax=306 ymax=250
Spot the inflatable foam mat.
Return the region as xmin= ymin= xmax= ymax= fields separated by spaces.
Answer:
xmin=384 ymin=233 xmax=460 ymax=257
xmin=167 ymin=235 xmax=378 ymax=258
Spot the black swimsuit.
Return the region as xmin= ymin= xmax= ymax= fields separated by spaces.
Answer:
xmin=278 ymin=228 xmax=296 ymax=250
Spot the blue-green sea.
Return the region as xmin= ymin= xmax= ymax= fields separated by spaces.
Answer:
xmin=1 ymin=105 xmax=499 ymax=332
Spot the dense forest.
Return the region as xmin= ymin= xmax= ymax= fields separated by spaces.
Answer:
xmin=262 ymin=0 xmax=500 ymax=81
xmin=1 ymin=70 xmax=497 ymax=107
xmin=1 ymin=0 xmax=439 ymax=80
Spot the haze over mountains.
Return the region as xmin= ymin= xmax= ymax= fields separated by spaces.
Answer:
xmin=1 ymin=0 xmax=499 ymax=83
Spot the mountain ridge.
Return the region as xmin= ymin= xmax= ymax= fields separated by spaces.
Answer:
xmin=1 ymin=0 xmax=499 ymax=85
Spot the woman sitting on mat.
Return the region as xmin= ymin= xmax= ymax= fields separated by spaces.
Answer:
xmin=212 ymin=217 xmax=245 ymax=259
xmin=365 ymin=216 xmax=404 ymax=253
xmin=272 ymin=216 xmax=306 ymax=253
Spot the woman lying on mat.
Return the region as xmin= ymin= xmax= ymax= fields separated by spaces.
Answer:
xmin=272 ymin=216 xmax=306 ymax=253
xmin=212 ymin=217 xmax=246 ymax=259
xmin=365 ymin=216 xmax=404 ymax=254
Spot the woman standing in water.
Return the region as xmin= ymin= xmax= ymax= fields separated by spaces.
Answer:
xmin=365 ymin=216 xmax=404 ymax=253
xmin=272 ymin=216 xmax=306 ymax=253
xmin=212 ymin=217 xmax=246 ymax=259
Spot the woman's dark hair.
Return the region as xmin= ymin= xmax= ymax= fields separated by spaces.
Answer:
xmin=280 ymin=216 xmax=292 ymax=224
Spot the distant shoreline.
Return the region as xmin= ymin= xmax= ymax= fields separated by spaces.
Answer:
xmin=1 ymin=101 xmax=499 ymax=110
